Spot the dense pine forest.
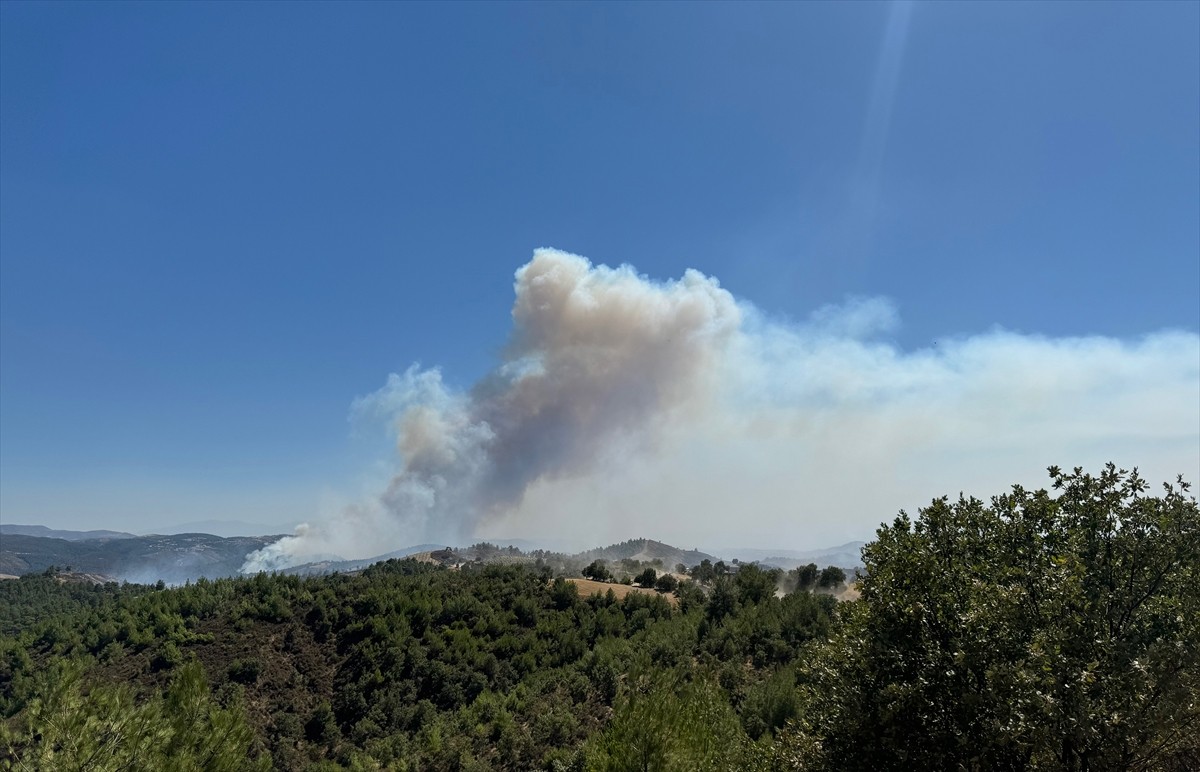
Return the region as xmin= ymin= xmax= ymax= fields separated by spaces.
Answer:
xmin=1 ymin=465 xmax=1196 ymax=771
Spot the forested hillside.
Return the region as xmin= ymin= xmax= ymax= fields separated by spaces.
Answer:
xmin=0 ymin=533 xmax=281 ymax=585
xmin=1 ymin=465 xmax=1196 ymax=771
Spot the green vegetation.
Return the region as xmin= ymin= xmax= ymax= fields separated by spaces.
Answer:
xmin=1 ymin=659 xmax=268 ymax=771
xmin=0 ymin=465 xmax=1194 ymax=771
xmin=581 ymin=561 xmax=612 ymax=583
xmin=787 ymin=464 xmax=1199 ymax=771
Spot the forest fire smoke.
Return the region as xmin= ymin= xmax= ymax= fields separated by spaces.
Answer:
xmin=242 ymin=249 xmax=1199 ymax=571
xmin=243 ymin=250 xmax=740 ymax=570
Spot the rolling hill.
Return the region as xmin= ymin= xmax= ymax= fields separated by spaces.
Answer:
xmin=573 ymin=538 xmax=718 ymax=569
xmin=0 ymin=533 xmax=281 ymax=584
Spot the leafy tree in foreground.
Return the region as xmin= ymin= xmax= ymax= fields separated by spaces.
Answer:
xmin=1 ymin=659 xmax=269 ymax=771
xmin=789 ymin=464 xmax=1200 ymax=772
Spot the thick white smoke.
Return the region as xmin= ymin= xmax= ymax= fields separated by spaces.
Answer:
xmin=242 ymin=249 xmax=1200 ymax=571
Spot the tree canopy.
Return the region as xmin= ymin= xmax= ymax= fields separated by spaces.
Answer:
xmin=790 ymin=464 xmax=1199 ymax=772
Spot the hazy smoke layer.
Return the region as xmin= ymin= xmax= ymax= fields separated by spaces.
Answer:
xmin=242 ymin=249 xmax=1200 ymax=571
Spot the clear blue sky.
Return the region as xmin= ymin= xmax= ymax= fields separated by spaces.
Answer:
xmin=2 ymin=2 xmax=1197 ymax=535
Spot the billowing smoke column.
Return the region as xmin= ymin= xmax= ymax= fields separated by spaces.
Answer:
xmin=243 ymin=248 xmax=1200 ymax=572
xmin=242 ymin=249 xmax=741 ymax=571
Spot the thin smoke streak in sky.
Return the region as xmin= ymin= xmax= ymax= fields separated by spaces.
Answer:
xmin=847 ymin=0 xmax=914 ymax=260
xmin=860 ymin=0 xmax=914 ymax=182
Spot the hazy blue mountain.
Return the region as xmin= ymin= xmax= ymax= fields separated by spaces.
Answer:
xmin=143 ymin=520 xmax=296 ymax=538
xmin=1 ymin=524 xmax=137 ymax=541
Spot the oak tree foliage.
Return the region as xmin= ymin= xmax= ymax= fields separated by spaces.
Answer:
xmin=790 ymin=464 xmax=1199 ymax=772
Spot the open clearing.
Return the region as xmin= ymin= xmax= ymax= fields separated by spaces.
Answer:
xmin=836 ymin=582 xmax=861 ymax=601
xmin=567 ymin=577 xmax=677 ymax=606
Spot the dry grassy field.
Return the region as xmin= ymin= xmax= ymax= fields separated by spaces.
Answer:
xmin=566 ymin=577 xmax=678 ymax=606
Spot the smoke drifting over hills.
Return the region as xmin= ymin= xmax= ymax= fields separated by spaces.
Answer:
xmin=242 ymin=249 xmax=1199 ymax=572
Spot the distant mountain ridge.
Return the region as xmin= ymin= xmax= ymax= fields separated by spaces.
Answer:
xmin=1 ymin=524 xmax=136 ymax=541
xmin=1 ymin=525 xmax=864 ymax=586
xmin=0 ymin=533 xmax=280 ymax=585
xmin=142 ymin=520 xmax=295 ymax=538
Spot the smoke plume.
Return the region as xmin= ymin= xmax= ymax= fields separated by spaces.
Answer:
xmin=242 ymin=249 xmax=1199 ymax=571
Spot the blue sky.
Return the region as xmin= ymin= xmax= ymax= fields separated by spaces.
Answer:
xmin=2 ymin=2 xmax=1197 ymax=544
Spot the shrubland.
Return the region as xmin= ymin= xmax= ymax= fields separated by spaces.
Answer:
xmin=0 ymin=464 xmax=1194 ymax=771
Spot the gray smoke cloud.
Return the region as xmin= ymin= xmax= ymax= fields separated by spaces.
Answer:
xmin=242 ymin=248 xmax=1200 ymax=571
xmin=243 ymin=250 xmax=740 ymax=570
